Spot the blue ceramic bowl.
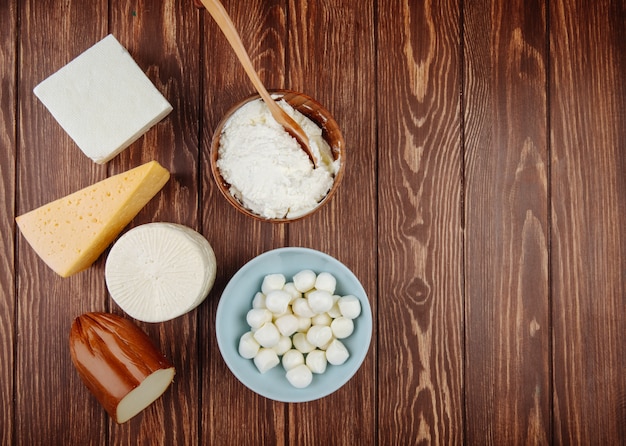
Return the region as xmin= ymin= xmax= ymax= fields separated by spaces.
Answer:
xmin=215 ymin=247 xmax=372 ymax=402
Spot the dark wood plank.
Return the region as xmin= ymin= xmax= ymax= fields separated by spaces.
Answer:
xmin=550 ymin=0 xmax=626 ymax=443
xmin=464 ymin=0 xmax=551 ymax=443
xmin=286 ymin=0 xmax=377 ymax=443
xmin=16 ymin=1 xmax=109 ymax=444
xmin=377 ymin=0 xmax=464 ymax=443
xmin=200 ymin=1 xmax=289 ymax=443
xmin=106 ymin=0 xmax=202 ymax=443
xmin=0 ymin=1 xmax=17 ymax=445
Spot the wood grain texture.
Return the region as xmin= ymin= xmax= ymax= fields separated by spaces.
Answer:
xmin=16 ymin=1 xmax=110 ymax=444
xmin=106 ymin=1 xmax=202 ymax=444
xmin=464 ymin=0 xmax=551 ymax=444
xmin=377 ymin=0 xmax=464 ymax=444
xmin=5 ymin=0 xmax=626 ymax=443
xmin=0 ymin=2 xmax=16 ymax=445
xmin=286 ymin=0 xmax=377 ymax=444
xmin=550 ymin=0 xmax=626 ymax=443
xmin=200 ymin=1 xmax=289 ymax=444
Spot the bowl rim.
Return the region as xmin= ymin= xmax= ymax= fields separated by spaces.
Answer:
xmin=215 ymin=247 xmax=372 ymax=402
xmin=210 ymin=90 xmax=345 ymax=223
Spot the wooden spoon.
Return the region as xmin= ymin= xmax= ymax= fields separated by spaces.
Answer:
xmin=197 ymin=0 xmax=317 ymax=166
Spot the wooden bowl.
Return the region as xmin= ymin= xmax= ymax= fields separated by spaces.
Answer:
xmin=210 ymin=90 xmax=345 ymax=223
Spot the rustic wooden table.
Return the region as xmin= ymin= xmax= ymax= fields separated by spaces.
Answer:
xmin=2 ymin=0 xmax=625 ymax=444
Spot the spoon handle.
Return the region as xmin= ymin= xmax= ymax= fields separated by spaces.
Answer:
xmin=198 ymin=0 xmax=316 ymax=165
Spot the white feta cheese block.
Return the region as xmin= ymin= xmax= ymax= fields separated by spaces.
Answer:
xmin=33 ymin=34 xmax=173 ymax=164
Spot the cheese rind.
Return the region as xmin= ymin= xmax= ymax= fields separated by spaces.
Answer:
xmin=16 ymin=161 xmax=170 ymax=277
xmin=33 ymin=34 xmax=173 ymax=164
xmin=69 ymin=312 xmax=175 ymax=424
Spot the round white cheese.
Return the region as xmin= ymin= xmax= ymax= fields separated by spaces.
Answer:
xmin=105 ymin=223 xmax=217 ymax=322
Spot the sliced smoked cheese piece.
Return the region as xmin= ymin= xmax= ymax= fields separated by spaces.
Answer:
xmin=105 ymin=223 xmax=217 ymax=322
xmin=69 ymin=312 xmax=175 ymax=424
xmin=16 ymin=160 xmax=170 ymax=277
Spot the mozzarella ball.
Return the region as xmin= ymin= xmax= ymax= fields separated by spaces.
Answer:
xmin=293 ymin=269 xmax=317 ymax=293
xmin=283 ymin=282 xmax=302 ymax=302
xmin=238 ymin=331 xmax=260 ymax=359
xmin=331 ymin=317 xmax=354 ymax=339
xmin=292 ymin=298 xmax=316 ymax=318
xmin=314 ymin=272 xmax=337 ymax=294
xmin=254 ymin=348 xmax=280 ymax=373
xmin=319 ymin=337 xmax=334 ymax=351
xmin=275 ymin=314 xmax=299 ymax=337
xmin=306 ymin=349 xmax=328 ymax=374
xmin=311 ymin=313 xmax=332 ymax=326
xmin=326 ymin=339 xmax=350 ymax=365
xmin=296 ymin=316 xmax=312 ymax=333
xmin=327 ymin=295 xmax=342 ymax=318
xmin=306 ymin=325 xmax=333 ymax=348
xmin=246 ymin=308 xmax=272 ymax=329
xmin=272 ymin=306 xmax=293 ymax=321
xmin=282 ymin=349 xmax=305 ymax=371
xmin=292 ymin=332 xmax=315 ymax=353
xmin=338 ymin=295 xmax=362 ymax=319
xmin=252 ymin=292 xmax=266 ymax=309
xmin=265 ymin=290 xmax=292 ymax=314
xmin=253 ymin=322 xmax=280 ymax=348
xmin=285 ymin=364 xmax=313 ymax=388
xmin=261 ymin=273 xmax=286 ymax=294
xmin=307 ymin=290 xmax=334 ymax=314
xmin=272 ymin=335 xmax=293 ymax=355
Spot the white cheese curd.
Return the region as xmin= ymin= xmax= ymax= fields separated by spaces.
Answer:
xmin=293 ymin=269 xmax=317 ymax=293
xmin=246 ymin=308 xmax=272 ymax=329
xmin=306 ymin=350 xmax=328 ymax=374
xmin=217 ymin=98 xmax=340 ymax=219
xmin=238 ymin=272 xmax=363 ymax=388
xmin=285 ymin=364 xmax=313 ymax=388
xmin=326 ymin=339 xmax=350 ymax=365
xmin=265 ymin=289 xmax=292 ymax=314
xmin=292 ymin=297 xmax=316 ymax=318
xmin=238 ymin=332 xmax=260 ymax=359
xmin=282 ymin=349 xmax=305 ymax=371
xmin=327 ymin=296 xmax=342 ymax=318
xmin=283 ymin=282 xmax=302 ymax=301
xmin=314 ymin=272 xmax=337 ymax=294
xmin=307 ymin=290 xmax=334 ymax=314
xmin=296 ymin=316 xmax=312 ymax=333
xmin=254 ymin=348 xmax=280 ymax=374
xmin=251 ymin=292 xmax=266 ymax=309
xmin=253 ymin=322 xmax=280 ymax=348
xmin=261 ymin=273 xmax=286 ymax=294
xmin=330 ymin=317 xmax=354 ymax=339
xmin=306 ymin=325 xmax=333 ymax=348
xmin=292 ymin=332 xmax=315 ymax=353
xmin=272 ymin=335 xmax=293 ymax=356
xmin=275 ymin=314 xmax=299 ymax=337
xmin=338 ymin=295 xmax=362 ymax=319
xmin=311 ymin=313 xmax=332 ymax=326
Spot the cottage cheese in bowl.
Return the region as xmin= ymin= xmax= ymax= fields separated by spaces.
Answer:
xmin=211 ymin=90 xmax=345 ymax=222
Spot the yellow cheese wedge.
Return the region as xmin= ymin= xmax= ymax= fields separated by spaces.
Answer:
xmin=16 ymin=160 xmax=170 ymax=277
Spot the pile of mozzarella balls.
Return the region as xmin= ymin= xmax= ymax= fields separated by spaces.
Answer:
xmin=238 ymin=270 xmax=362 ymax=388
